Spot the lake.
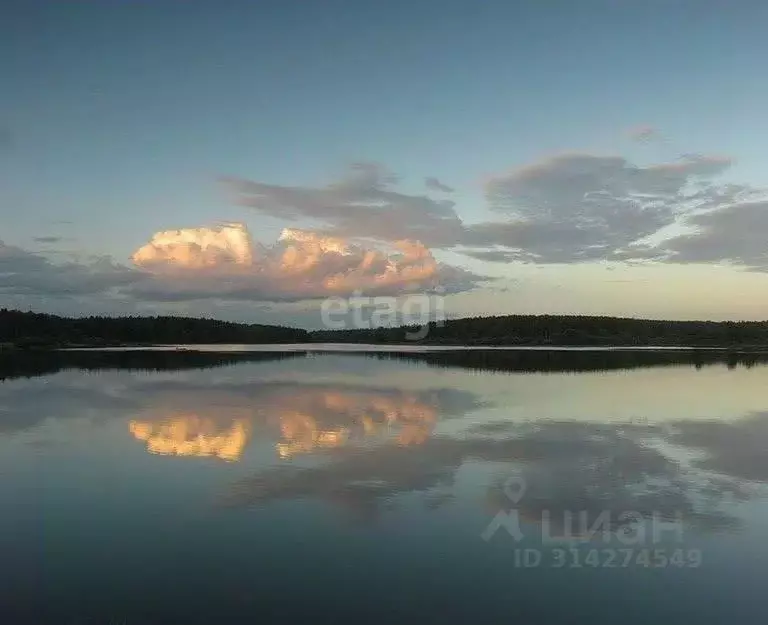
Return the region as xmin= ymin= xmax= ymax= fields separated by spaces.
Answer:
xmin=2 ymin=347 xmax=767 ymax=624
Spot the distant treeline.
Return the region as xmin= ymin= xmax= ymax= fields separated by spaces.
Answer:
xmin=311 ymin=315 xmax=768 ymax=348
xmin=5 ymin=309 xmax=768 ymax=349
xmin=0 ymin=309 xmax=310 ymax=348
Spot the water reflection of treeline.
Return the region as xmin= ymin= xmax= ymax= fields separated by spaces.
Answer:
xmin=3 ymin=348 xmax=768 ymax=382
xmin=367 ymin=349 xmax=768 ymax=373
xmin=0 ymin=350 xmax=305 ymax=381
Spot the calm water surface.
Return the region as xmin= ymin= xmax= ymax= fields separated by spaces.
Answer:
xmin=2 ymin=348 xmax=767 ymax=624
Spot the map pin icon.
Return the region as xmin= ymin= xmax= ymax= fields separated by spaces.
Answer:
xmin=503 ymin=476 xmax=526 ymax=504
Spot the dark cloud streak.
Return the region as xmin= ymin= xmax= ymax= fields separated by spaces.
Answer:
xmin=425 ymin=176 xmax=454 ymax=193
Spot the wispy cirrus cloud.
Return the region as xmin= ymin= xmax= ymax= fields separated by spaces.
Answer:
xmin=424 ymin=176 xmax=454 ymax=193
xmin=465 ymin=152 xmax=736 ymax=264
xmin=659 ymin=201 xmax=768 ymax=270
xmin=223 ymin=163 xmax=465 ymax=248
xmin=0 ymin=240 xmax=140 ymax=296
xmin=627 ymin=124 xmax=659 ymax=142
xmin=5 ymin=144 xmax=767 ymax=317
xmin=225 ymin=154 xmax=750 ymax=268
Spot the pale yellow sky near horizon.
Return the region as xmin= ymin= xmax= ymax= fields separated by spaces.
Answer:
xmin=448 ymin=263 xmax=768 ymax=322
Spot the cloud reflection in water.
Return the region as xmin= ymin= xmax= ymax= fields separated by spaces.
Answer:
xmin=127 ymin=383 xmax=478 ymax=461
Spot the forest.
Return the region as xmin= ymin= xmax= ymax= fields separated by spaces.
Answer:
xmin=0 ymin=309 xmax=309 ymax=348
xmin=4 ymin=309 xmax=768 ymax=349
xmin=311 ymin=315 xmax=768 ymax=348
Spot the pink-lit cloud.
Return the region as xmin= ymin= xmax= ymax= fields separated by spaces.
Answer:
xmin=3 ymin=150 xmax=764 ymax=318
xmin=129 ymin=223 xmax=482 ymax=302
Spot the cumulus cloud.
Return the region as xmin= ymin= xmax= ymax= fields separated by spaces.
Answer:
xmin=132 ymin=222 xmax=257 ymax=269
xmin=424 ymin=176 xmax=454 ymax=193
xmin=129 ymin=222 xmax=482 ymax=302
xmin=3 ymin=149 xmax=763 ymax=314
xmin=0 ymin=221 xmax=482 ymax=312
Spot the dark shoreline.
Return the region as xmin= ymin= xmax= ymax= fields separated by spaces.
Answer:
xmin=6 ymin=308 xmax=768 ymax=353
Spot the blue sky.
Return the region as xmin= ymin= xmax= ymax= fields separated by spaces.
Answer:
xmin=2 ymin=0 xmax=768 ymax=325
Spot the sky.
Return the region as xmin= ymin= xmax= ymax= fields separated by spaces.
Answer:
xmin=2 ymin=0 xmax=768 ymax=327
